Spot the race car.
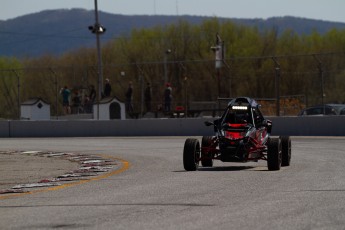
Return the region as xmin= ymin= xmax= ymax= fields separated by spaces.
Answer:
xmin=183 ymin=97 xmax=291 ymax=171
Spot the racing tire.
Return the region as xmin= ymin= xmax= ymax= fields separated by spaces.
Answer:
xmin=267 ymin=137 xmax=282 ymax=171
xmin=183 ymin=138 xmax=201 ymax=171
xmin=281 ymin=136 xmax=291 ymax=166
xmin=201 ymin=136 xmax=214 ymax=167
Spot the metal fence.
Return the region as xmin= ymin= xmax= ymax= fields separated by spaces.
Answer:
xmin=1 ymin=54 xmax=345 ymax=120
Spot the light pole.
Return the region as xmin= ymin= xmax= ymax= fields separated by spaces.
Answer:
xmin=272 ymin=57 xmax=281 ymax=116
xmin=164 ymin=49 xmax=171 ymax=84
xmin=88 ymin=0 xmax=106 ymax=119
xmin=211 ymin=33 xmax=224 ymax=116
xmin=313 ymin=55 xmax=325 ymax=114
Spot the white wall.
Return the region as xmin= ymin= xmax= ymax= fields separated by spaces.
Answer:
xmin=20 ymin=104 xmax=50 ymax=120
xmin=93 ymin=101 xmax=126 ymax=120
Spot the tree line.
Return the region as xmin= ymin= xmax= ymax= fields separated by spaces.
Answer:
xmin=1 ymin=18 xmax=345 ymax=118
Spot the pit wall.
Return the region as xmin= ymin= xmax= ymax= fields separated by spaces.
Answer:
xmin=0 ymin=116 xmax=345 ymax=137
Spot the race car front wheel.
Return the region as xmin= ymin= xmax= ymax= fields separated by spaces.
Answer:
xmin=267 ymin=137 xmax=282 ymax=171
xmin=201 ymin=136 xmax=214 ymax=167
xmin=281 ymin=136 xmax=291 ymax=166
xmin=183 ymin=138 xmax=201 ymax=171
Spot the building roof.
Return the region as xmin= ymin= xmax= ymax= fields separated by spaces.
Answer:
xmin=21 ymin=97 xmax=50 ymax=106
xmin=98 ymin=96 xmax=124 ymax=104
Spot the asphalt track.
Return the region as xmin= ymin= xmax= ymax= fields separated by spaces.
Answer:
xmin=0 ymin=136 xmax=345 ymax=230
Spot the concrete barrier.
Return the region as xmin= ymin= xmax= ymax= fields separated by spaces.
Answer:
xmin=0 ymin=121 xmax=10 ymax=137
xmin=268 ymin=116 xmax=345 ymax=136
xmin=0 ymin=116 xmax=345 ymax=137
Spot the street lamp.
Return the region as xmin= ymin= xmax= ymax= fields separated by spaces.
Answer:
xmin=88 ymin=0 xmax=106 ymax=120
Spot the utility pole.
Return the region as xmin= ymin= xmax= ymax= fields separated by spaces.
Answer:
xmin=88 ymin=0 xmax=106 ymax=120
xmin=211 ymin=33 xmax=224 ymax=116
xmin=163 ymin=49 xmax=171 ymax=84
xmin=272 ymin=57 xmax=281 ymax=116
xmin=11 ymin=70 xmax=20 ymax=119
xmin=313 ymin=54 xmax=325 ymax=115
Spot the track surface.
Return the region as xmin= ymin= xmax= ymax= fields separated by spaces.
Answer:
xmin=0 ymin=137 xmax=344 ymax=229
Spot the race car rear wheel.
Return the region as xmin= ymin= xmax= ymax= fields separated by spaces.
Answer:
xmin=267 ymin=137 xmax=282 ymax=171
xmin=201 ymin=136 xmax=214 ymax=167
xmin=183 ymin=138 xmax=201 ymax=171
xmin=281 ymin=136 xmax=291 ymax=166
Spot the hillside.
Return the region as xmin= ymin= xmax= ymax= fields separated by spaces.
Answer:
xmin=1 ymin=8 xmax=345 ymax=58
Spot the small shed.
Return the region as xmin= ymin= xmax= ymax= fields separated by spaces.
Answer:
xmin=21 ymin=98 xmax=50 ymax=120
xmin=93 ymin=97 xmax=126 ymax=120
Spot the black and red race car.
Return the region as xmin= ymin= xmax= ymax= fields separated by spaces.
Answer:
xmin=183 ymin=97 xmax=291 ymax=171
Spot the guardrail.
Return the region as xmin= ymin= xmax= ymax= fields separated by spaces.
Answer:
xmin=0 ymin=116 xmax=345 ymax=137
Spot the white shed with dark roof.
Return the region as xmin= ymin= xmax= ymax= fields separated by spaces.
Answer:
xmin=21 ymin=98 xmax=50 ymax=120
xmin=93 ymin=96 xmax=126 ymax=120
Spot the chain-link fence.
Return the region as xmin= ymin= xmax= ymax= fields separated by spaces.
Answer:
xmin=1 ymin=53 xmax=345 ymax=120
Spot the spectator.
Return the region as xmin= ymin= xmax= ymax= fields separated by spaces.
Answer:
xmin=89 ymin=85 xmax=96 ymax=103
xmin=164 ymin=82 xmax=172 ymax=112
xmin=71 ymin=89 xmax=81 ymax=114
xmin=88 ymin=84 xmax=96 ymax=113
xmin=125 ymin=81 xmax=134 ymax=114
xmin=83 ymin=94 xmax=91 ymax=113
xmin=103 ymin=78 xmax=112 ymax=98
xmin=60 ymin=85 xmax=71 ymax=115
xmin=144 ymin=82 xmax=152 ymax=113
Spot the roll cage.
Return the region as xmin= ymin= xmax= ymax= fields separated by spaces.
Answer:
xmin=213 ymin=97 xmax=265 ymax=133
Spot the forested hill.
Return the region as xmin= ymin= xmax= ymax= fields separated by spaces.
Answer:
xmin=1 ymin=8 xmax=345 ymax=57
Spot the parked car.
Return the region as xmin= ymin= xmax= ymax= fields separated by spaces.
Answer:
xmin=298 ymin=104 xmax=345 ymax=116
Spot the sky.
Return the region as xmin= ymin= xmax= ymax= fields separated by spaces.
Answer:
xmin=1 ymin=0 xmax=345 ymax=23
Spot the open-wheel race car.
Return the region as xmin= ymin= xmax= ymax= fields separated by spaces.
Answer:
xmin=183 ymin=97 xmax=291 ymax=171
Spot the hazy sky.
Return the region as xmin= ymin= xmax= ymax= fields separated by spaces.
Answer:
xmin=1 ymin=0 xmax=345 ymax=23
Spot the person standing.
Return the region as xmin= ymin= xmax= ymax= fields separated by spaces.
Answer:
xmin=144 ymin=82 xmax=152 ymax=113
xmin=103 ymin=78 xmax=112 ymax=98
xmin=87 ymin=84 xmax=96 ymax=113
xmin=164 ymin=83 xmax=172 ymax=112
xmin=89 ymin=85 xmax=96 ymax=103
xmin=125 ymin=81 xmax=134 ymax=114
xmin=71 ymin=89 xmax=81 ymax=114
xmin=60 ymin=85 xmax=71 ymax=115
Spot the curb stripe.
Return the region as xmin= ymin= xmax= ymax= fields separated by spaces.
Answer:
xmin=0 ymin=155 xmax=130 ymax=200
